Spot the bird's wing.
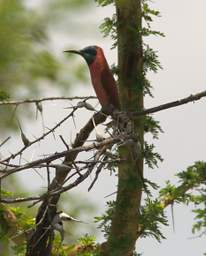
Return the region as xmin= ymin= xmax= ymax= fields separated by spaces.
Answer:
xmin=101 ymin=68 xmax=119 ymax=109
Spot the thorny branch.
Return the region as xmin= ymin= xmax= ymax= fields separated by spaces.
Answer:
xmin=0 ymin=135 xmax=125 ymax=179
xmin=0 ymin=89 xmax=206 ymax=254
xmin=0 ymin=89 xmax=205 ymax=114
xmin=1 ymin=89 xmax=206 ymax=203
xmin=0 ymin=160 xmax=123 ymax=204
xmin=0 ymin=95 xmax=96 ymax=106
xmin=1 ymin=101 xmax=95 ymax=163
xmin=25 ymin=111 xmax=108 ymax=255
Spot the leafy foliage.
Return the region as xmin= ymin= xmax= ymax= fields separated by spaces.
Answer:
xmin=142 ymin=1 xmax=165 ymax=37
xmin=0 ymin=0 xmax=92 ymax=132
xmin=159 ymin=162 xmax=206 ymax=237
xmin=0 ymin=91 xmax=10 ymax=101
xmin=140 ymin=198 xmax=168 ymax=242
xmin=144 ymin=142 xmax=163 ymax=169
xmin=52 ymin=234 xmax=99 ymax=256
xmin=143 ymin=45 xmax=162 ymax=73
xmin=0 ymin=203 xmax=34 ymax=256
xmin=144 ymin=115 xmax=163 ymax=139
xmin=136 ymin=162 xmax=206 ymax=245
xmin=0 ymin=0 xmax=58 ymax=92
xmin=99 ymin=15 xmax=117 ymax=49
xmin=0 ymin=0 xmax=56 ymax=130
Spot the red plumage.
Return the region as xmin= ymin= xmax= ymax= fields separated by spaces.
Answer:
xmin=65 ymin=46 xmax=119 ymax=113
xmin=88 ymin=47 xmax=120 ymax=111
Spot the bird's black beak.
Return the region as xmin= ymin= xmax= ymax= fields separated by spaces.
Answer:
xmin=63 ymin=50 xmax=83 ymax=56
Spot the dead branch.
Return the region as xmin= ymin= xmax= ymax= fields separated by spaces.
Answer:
xmin=0 ymin=134 xmax=124 ymax=179
xmin=0 ymin=96 xmax=96 ymax=106
xmin=1 ymin=108 xmax=78 ymax=163
xmin=0 ymin=196 xmax=41 ymax=204
xmin=26 ymin=111 xmax=107 ymax=255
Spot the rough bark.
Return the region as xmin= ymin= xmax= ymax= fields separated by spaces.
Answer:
xmin=101 ymin=1 xmax=144 ymax=255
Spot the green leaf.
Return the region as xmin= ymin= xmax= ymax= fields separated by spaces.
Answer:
xmin=0 ymin=90 xmax=10 ymax=100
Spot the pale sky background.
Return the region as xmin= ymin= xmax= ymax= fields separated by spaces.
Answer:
xmin=4 ymin=1 xmax=206 ymax=255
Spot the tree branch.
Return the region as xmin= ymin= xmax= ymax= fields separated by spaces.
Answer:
xmin=134 ymin=90 xmax=206 ymax=116
xmin=26 ymin=111 xmax=107 ymax=256
xmin=0 ymin=96 xmax=96 ymax=106
xmin=1 ymin=112 xmax=76 ymax=164
xmin=138 ymin=161 xmax=206 ymax=238
xmin=1 ymin=135 xmax=124 ymax=179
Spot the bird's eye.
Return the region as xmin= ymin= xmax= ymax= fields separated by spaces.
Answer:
xmin=79 ymin=46 xmax=97 ymax=65
xmin=82 ymin=46 xmax=97 ymax=56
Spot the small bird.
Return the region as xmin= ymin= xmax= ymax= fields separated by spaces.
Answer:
xmin=64 ymin=46 xmax=120 ymax=114
xmin=51 ymin=211 xmax=85 ymax=242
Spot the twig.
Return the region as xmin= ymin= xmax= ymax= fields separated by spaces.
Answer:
xmin=51 ymin=163 xmax=100 ymax=196
xmin=0 ymin=135 xmax=125 ymax=179
xmin=137 ymin=164 xmax=206 ymax=237
xmin=0 ymin=96 xmax=96 ymax=106
xmin=1 ymin=109 xmax=77 ymax=163
xmin=0 ymin=136 xmax=11 ymax=148
xmin=0 ymin=196 xmax=41 ymax=204
xmin=88 ymin=155 xmax=108 ymax=191
xmin=27 ymin=112 xmax=107 ymax=252
xmin=59 ymin=135 xmax=69 ymax=150
xmin=47 ymin=164 xmax=51 ymax=190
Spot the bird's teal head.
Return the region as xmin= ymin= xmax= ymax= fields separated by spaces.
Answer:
xmin=64 ymin=45 xmax=97 ymax=65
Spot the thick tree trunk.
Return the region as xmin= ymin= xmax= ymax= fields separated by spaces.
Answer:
xmin=101 ymin=1 xmax=144 ymax=255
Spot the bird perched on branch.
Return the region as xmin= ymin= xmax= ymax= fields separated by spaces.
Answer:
xmin=64 ymin=46 xmax=120 ymax=114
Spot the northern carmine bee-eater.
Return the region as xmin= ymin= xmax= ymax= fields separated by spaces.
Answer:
xmin=64 ymin=46 xmax=120 ymax=114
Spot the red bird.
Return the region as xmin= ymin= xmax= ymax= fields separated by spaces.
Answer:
xmin=64 ymin=46 xmax=119 ymax=113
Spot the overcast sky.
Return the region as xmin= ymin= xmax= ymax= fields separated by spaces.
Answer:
xmin=10 ymin=1 xmax=206 ymax=255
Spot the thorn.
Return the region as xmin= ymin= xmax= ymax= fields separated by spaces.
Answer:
xmin=0 ymin=136 xmax=11 ymax=148
xmin=18 ymin=121 xmax=30 ymax=147
xmin=76 ymin=101 xmax=96 ymax=111
xmin=36 ymin=102 xmax=43 ymax=113
xmin=84 ymin=102 xmax=96 ymax=111
xmin=72 ymin=113 xmax=76 ymax=129
xmin=104 ymin=191 xmax=117 ymax=198
xmin=64 ymin=102 xmax=75 ymax=109
xmin=35 ymin=102 xmax=45 ymax=131
xmin=92 ymin=117 xmax=105 ymax=142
